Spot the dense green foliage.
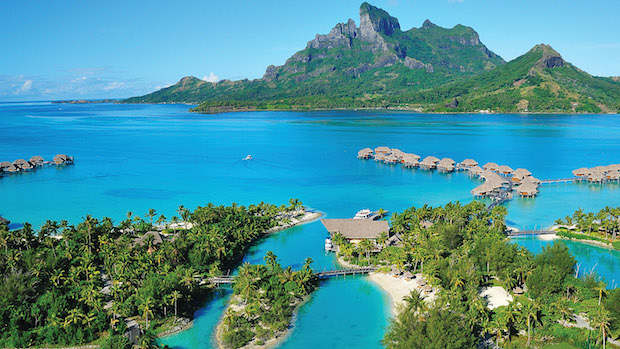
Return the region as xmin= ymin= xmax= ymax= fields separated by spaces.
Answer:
xmin=221 ymin=253 xmax=318 ymax=348
xmin=121 ymin=4 xmax=619 ymax=114
xmin=555 ymin=206 xmax=620 ymax=249
xmin=0 ymin=200 xmax=302 ymax=347
xmin=333 ymin=202 xmax=620 ymax=348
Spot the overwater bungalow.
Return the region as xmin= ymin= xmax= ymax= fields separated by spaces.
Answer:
xmin=409 ymin=153 xmax=421 ymax=162
xmin=13 ymin=159 xmax=33 ymax=170
xmin=572 ymin=167 xmax=591 ymax=177
xmin=374 ymin=153 xmax=387 ymax=162
xmin=588 ymin=172 xmax=605 ymax=183
xmin=53 ymin=154 xmax=75 ymax=165
xmin=590 ymin=165 xmax=608 ymax=174
xmin=512 ymin=168 xmax=532 ymax=182
xmin=482 ymin=162 xmax=499 ymax=172
xmin=391 ymin=149 xmax=406 ymax=162
xmin=402 ymin=154 xmax=419 ymax=168
xmin=521 ymin=176 xmax=541 ymax=186
xmin=606 ymin=170 xmax=620 ymax=181
xmin=357 ymin=148 xmax=374 ymax=159
xmin=374 ymin=146 xmax=391 ymax=154
xmin=469 ymin=165 xmax=484 ymax=176
xmin=437 ymin=158 xmax=456 ymax=172
xmin=321 ymin=219 xmax=390 ymax=245
xmin=497 ymin=165 xmax=514 ymax=176
xmin=420 ymin=156 xmax=439 ymax=169
xmin=384 ymin=154 xmax=399 ymax=164
xmin=471 ymin=183 xmax=494 ymax=197
xmin=460 ymin=158 xmax=478 ymax=167
xmin=2 ymin=162 xmax=20 ymax=173
xmin=29 ymin=155 xmax=44 ymax=166
xmin=517 ymin=183 xmax=539 ymax=197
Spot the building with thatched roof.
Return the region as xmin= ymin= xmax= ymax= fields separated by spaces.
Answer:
xmin=521 ymin=176 xmax=541 ymax=186
xmin=409 ymin=153 xmax=421 ymax=161
xmin=0 ymin=216 xmax=9 ymax=226
xmin=13 ymin=159 xmax=33 ymax=170
xmin=53 ymin=154 xmax=74 ymax=165
xmin=572 ymin=167 xmax=591 ymax=177
xmin=469 ymin=165 xmax=484 ymax=176
xmin=497 ymin=165 xmax=514 ymax=175
xmin=384 ymin=154 xmax=399 ymax=164
xmin=437 ymin=163 xmax=455 ymax=172
xmin=517 ymin=183 xmax=538 ymax=197
xmin=321 ymin=219 xmax=390 ymax=244
xmin=374 ymin=146 xmax=391 ymax=154
xmin=0 ymin=161 xmax=13 ymax=170
xmin=588 ymin=172 xmax=605 ymax=183
xmin=374 ymin=153 xmax=386 ymax=162
xmin=391 ymin=149 xmax=406 ymax=161
xmin=512 ymin=168 xmax=532 ymax=182
xmin=482 ymin=162 xmax=499 ymax=171
xmin=471 ymin=183 xmax=495 ymax=197
xmin=460 ymin=159 xmax=478 ymax=167
xmin=606 ymin=170 xmax=620 ymax=181
xmin=439 ymin=158 xmax=456 ymax=166
xmin=590 ymin=165 xmax=608 ymax=174
xmin=29 ymin=155 xmax=44 ymax=166
xmin=420 ymin=156 xmax=439 ymax=169
xmin=402 ymin=154 xmax=419 ymax=168
xmin=1 ymin=162 xmax=20 ymax=172
xmin=357 ymin=148 xmax=374 ymax=159
xmin=132 ymin=231 xmax=164 ymax=249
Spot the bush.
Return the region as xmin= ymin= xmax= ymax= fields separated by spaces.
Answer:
xmin=101 ymin=335 xmax=133 ymax=349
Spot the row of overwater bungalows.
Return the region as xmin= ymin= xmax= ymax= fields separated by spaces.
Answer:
xmin=0 ymin=154 xmax=74 ymax=174
xmin=358 ymin=147 xmax=540 ymax=198
xmin=572 ymin=164 xmax=620 ymax=183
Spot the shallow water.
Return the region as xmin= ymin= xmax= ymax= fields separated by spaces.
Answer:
xmin=1 ymin=102 xmax=619 ymax=348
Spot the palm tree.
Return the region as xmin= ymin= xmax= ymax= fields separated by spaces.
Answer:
xmin=594 ymin=279 xmax=608 ymax=305
xmin=171 ymin=290 xmax=182 ymax=319
xmin=63 ymin=308 xmax=85 ymax=328
xmin=591 ymin=306 xmax=612 ymax=349
xmin=520 ymin=299 xmax=540 ymax=347
xmin=138 ymin=295 xmax=155 ymax=329
xmin=146 ymin=208 xmax=157 ymax=226
xmin=377 ymin=231 xmax=388 ymax=249
xmin=156 ymin=214 xmax=167 ymax=227
xmin=358 ymin=239 xmax=373 ymax=261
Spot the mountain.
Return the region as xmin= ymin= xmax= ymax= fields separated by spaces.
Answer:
xmin=422 ymin=44 xmax=620 ymax=113
xmin=122 ymin=3 xmax=620 ymax=114
xmin=122 ymin=2 xmax=503 ymax=107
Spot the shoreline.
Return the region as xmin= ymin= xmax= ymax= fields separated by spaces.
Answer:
xmin=510 ymin=232 xmax=619 ymax=251
xmin=158 ymin=209 xmax=322 ymax=341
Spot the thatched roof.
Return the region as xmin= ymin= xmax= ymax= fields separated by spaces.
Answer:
xmin=403 ymin=271 xmax=414 ymax=279
xmin=588 ymin=172 xmax=605 ymax=182
xmin=497 ymin=165 xmax=514 ymax=174
xmin=424 ymin=156 xmax=440 ymax=163
xmin=606 ymin=170 xmax=620 ymax=179
xmin=420 ymin=220 xmax=434 ymax=229
xmin=391 ymin=149 xmax=406 ymax=158
xmin=469 ymin=165 xmax=484 ymax=175
xmin=471 ymin=184 xmax=493 ymax=196
xmin=439 ymin=158 xmax=455 ymax=165
xmin=3 ymin=164 xmax=20 ymax=172
xmin=422 ymin=285 xmax=432 ymax=292
xmin=419 ymin=158 xmax=437 ymax=168
xmin=13 ymin=159 xmax=33 ymax=169
xmin=0 ymin=216 xmax=9 ymax=225
xmin=0 ymin=161 xmax=11 ymax=168
xmin=513 ymin=168 xmax=532 ymax=179
xmin=461 ymin=159 xmax=478 ymax=166
xmin=521 ymin=176 xmax=541 ymax=186
xmin=517 ymin=183 xmax=538 ymax=195
xmin=375 ymin=146 xmax=391 ymax=153
xmin=357 ymin=148 xmax=373 ymax=157
xmin=572 ymin=167 xmax=591 ymax=176
xmin=321 ymin=219 xmax=389 ymax=240
xmin=417 ymin=278 xmax=427 ymax=286
xmin=29 ymin=155 xmax=44 ymax=164
xmin=482 ymin=162 xmax=499 ymax=170
xmin=403 ymin=154 xmax=419 ymax=165
xmin=132 ymin=231 xmax=164 ymax=248
xmin=513 ymin=287 xmax=524 ymax=295
xmin=384 ymin=154 xmax=399 ymax=163
xmin=374 ymin=153 xmax=386 ymax=161
xmin=409 ymin=153 xmax=421 ymax=161
xmin=437 ymin=164 xmax=455 ymax=172
xmin=54 ymin=154 xmax=69 ymax=163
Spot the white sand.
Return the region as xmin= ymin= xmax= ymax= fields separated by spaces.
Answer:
xmin=480 ymin=286 xmax=513 ymax=309
xmin=539 ymin=233 xmax=558 ymax=241
xmin=368 ymin=273 xmax=436 ymax=315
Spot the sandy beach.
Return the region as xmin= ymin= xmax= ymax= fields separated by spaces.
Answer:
xmin=367 ymin=272 xmax=436 ymax=315
xmin=479 ymin=286 xmax=513 ymax=309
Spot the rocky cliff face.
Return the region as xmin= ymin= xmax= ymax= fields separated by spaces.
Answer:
xmin=533 ymin=44 xmax=565 ymax=69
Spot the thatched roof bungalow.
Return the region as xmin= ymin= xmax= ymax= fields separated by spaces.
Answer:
xmin=13 ymin=159 xmax=33 ymax=170
xmin=132 ymin=231 xmax=164 ymax=248
xmin=471 ymin=183 xmax=494 ymax=197
xmin=2 ymin=163 xmax=20 ymax=172
xmin=374 ymin=153 xmax=386 ymax=162
xmin=521 ymin=176 xmax=541 ymax=186
xmin=572 ymin=167 xmax=591 ymax=177
xmin=409 ymin=153 xmax=421 ymax=161
xmin=420 ymin=156 xmax=439 ymax=169
xmin=482 ymin=162 xmax=499 ymax=171
xmin=606 ymin=170 xmax=620 ymax=181
xmin=374 ymin=146 xmax=391 ymax=154
xmin=391 ymin=149 xmax=406 ymax=161
xmin=460 ymin=159 xmax=478 ymax=167
xmin=321 ymin=219 xmax=390 ymax=243
xmin=384 ymin=154 xmax=399 ymax=164
xmin=29 ymin=155 xmax=44 ymax=166
xmin=588 ymin=172 xmax=605 ymax=183
xmin=437 ymin=158 xmax=455 ymax=172
xmin=469 ymin=165 xmax=484 ymax=176
xmin=0 ymin=216 xmax=9 ymax=226
xmin=439 ymin=158 xmax=456 ymax=166
xmin=517 ymin=183 xmax=539 ymax=197
xmin=497 ymin=165 xmax=514 ymax=175
xmin=512 ymin=168 xmax=532 ymax=182
xmin=402 ymin=154 xmax=419 ymax=168
xmin=357 ymin=148 xmax=374 ymax=159
xmin=590 ymin=166 xmax=608 ymax=174
xmin=53 ymin=154 xmax=74 ymax=165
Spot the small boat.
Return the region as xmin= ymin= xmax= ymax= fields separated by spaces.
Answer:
xmin=324 ymin=238 xmax=333 ymax=251
xmin=353 ymin=209 xmax=373 ymax=219
xmin=242 ymin=155 xmax=253 ymax=161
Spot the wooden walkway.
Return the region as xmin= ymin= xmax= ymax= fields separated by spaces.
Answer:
xmin=506 ymin=230 xmax=555 ymax=237
xmin=540 ymin=177 xmax=579 ymax=185
xmin=208 ymin=267 xmax=378 ymax=285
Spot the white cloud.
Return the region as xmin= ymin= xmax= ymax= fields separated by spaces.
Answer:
xmin=17 ymin=80 xmax=33 ymax=94
xmin=71 ymin=76 xmax=87 ymax=83
xmin=103 ymin=82 xmax=125 ymax=91
xmin=202 ymin=72 xmax=219 ymax=83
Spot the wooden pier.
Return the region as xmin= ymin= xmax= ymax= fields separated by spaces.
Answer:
xmin=506 ymin=230 xmax=556 ymax=237
xmin=208 ymin=267 xmax=378 ymax=285
xmin=540 ymin=177 xmax=579 ymax=185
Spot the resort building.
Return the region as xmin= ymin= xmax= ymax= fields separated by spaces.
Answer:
xmin=517 ymin=183 xmax=539 ymax=197
xmin=384 ymin=154 xmax=399 ymax=164
xmin=497 ymin=165 xmax=514 ymax=176
xmin=29 ymin=155 xmax=44 ymax=166
xmin=469 ymin=165 xmax=484 ymax=176
xmin=13 ymin=159 xmax=33 ymax=170
xmin=460 ymin=158 xmax=478 ymax=167
xmin=482 ymin=162 xmax=499 ymax=172
xmin=588 ymin=172 xmax=605 ymax=183
xmin=572 ymin=167 xmax=591 ymax=178
xmin=374 ymin=146 xmax=391 ymax=154
xmin=437 ymin=158 xmax=456 ymax=172
xmin=606 ymin=170 xmax=620 ymax=181
xmin=420 ymin=156 xmax=440 ymax=169
xmin=132 ymin=231 xmax=164 ymax=252
xmin=512 ymin=168 xmax=532 ymax=182
xmin=1 ymin=162 xmax=20 ymax=173
xmin=357 ymin=148 xmax=374 ymax=159
xmin=53 ymin=154 xmax=74 ymax=165
xmin=390 ymin=149 xmax=406 ymax=162
xmin=321 ymin=219 xmax=390 ymax=245
xmin=402 ymin=154 xmax=419 ymax=167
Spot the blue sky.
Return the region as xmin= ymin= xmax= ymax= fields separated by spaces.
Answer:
xmin=1 ymin=0 xmax=619 ymax=101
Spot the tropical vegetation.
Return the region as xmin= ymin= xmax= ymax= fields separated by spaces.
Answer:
xmin=555 ymin=206 xmax=620 ymax=250
xmin=220 ymin=252 xmax=318 ymax=349
xmin=0 ymin=199 xmax=304 ymax=347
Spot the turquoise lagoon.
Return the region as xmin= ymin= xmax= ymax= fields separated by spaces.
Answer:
xmin=0 ymin=102 xmax=619 ymax=348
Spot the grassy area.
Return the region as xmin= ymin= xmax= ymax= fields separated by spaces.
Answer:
xmin=542 ymin=343 xmax=578 ymax=349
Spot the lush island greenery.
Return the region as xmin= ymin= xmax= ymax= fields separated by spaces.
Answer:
xmin=330 ymin=202 xmax=618 ymax=348
xmin=121 ymin=3 xmax=620 ymax=114
xmin=554 ymin=206 xmax=620 ymax=250
xmin=219 ymin=253 xmax=318 ymax=349
xmin=0 ymin=200 xmax=306 ymax=348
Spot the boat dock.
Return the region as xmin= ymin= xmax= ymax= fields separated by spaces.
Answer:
xmin=208 ymin=267 xmax=378 ymax=286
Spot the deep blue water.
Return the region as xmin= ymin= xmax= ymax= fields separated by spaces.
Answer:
xmin=1 ymin=102 xmax=619 ymax=348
